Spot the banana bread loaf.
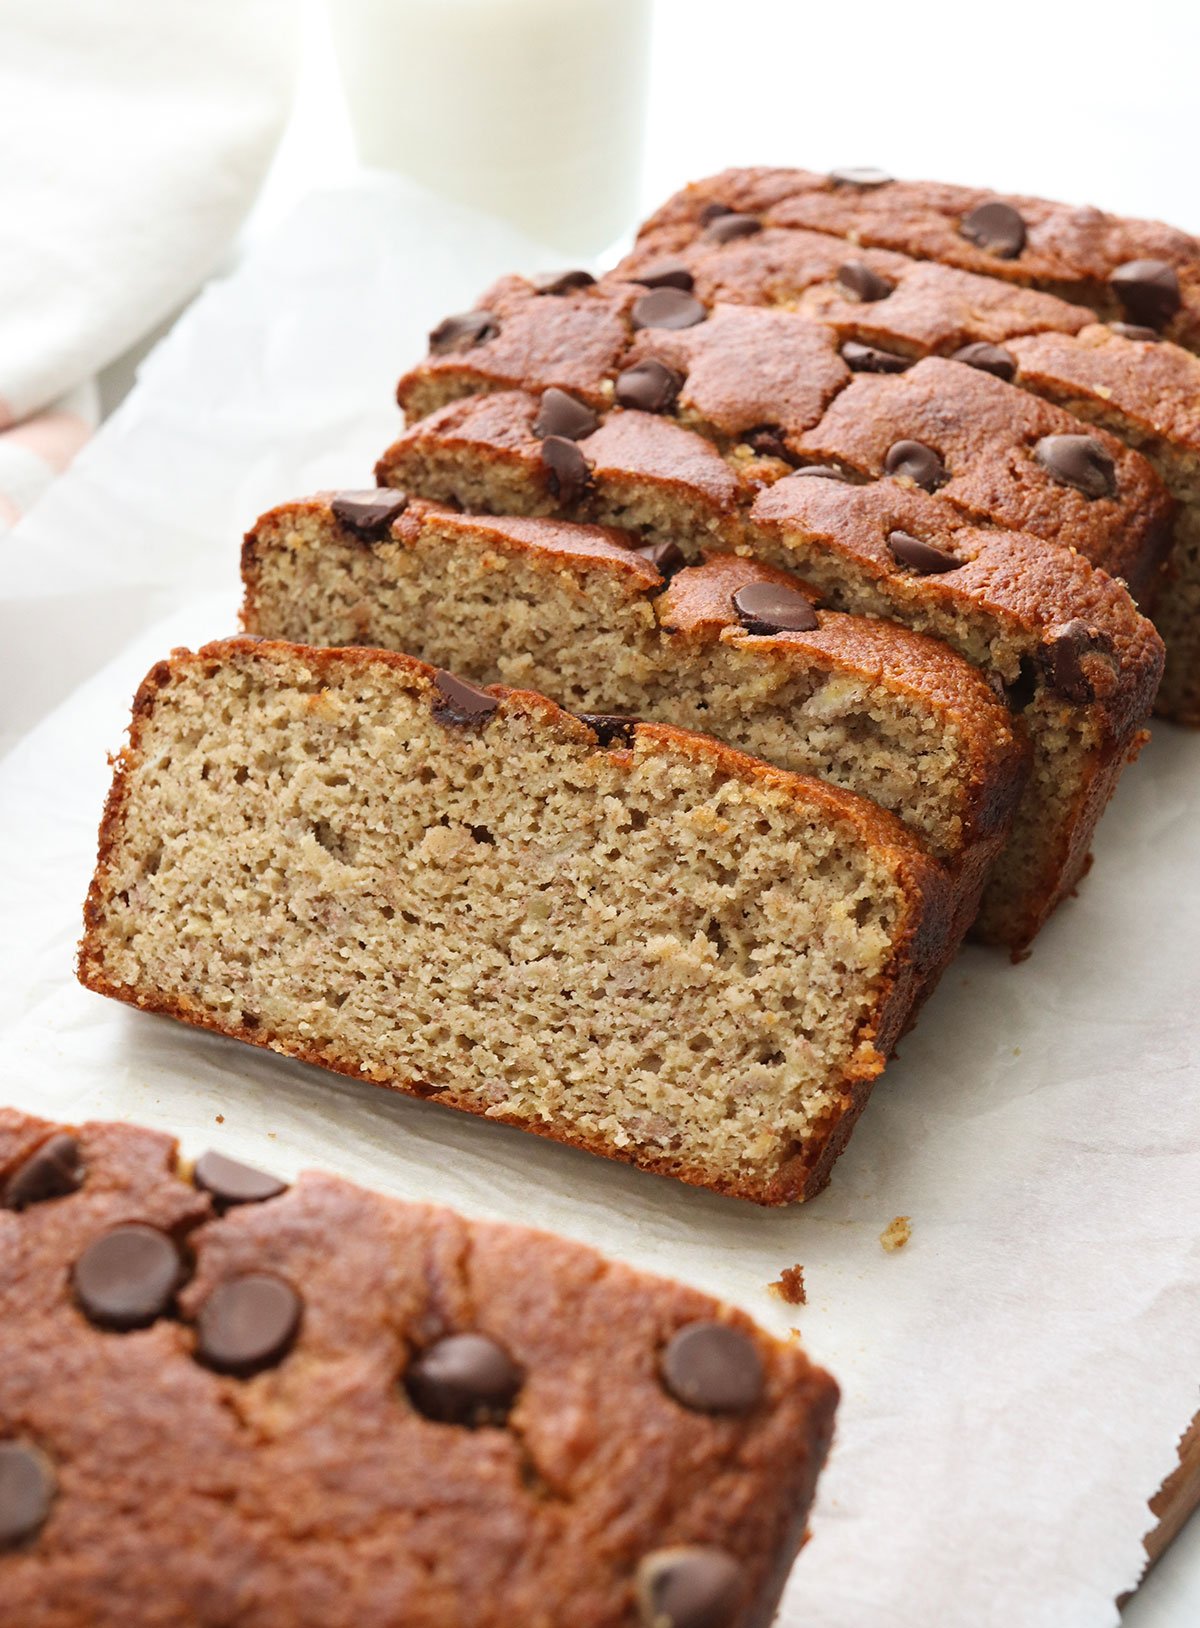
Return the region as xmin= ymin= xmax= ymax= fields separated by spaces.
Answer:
xmin=77 ymin=639 xmax=954 ymax=1204
xmin=0 ymin=1107 xmax=838 ymax=1625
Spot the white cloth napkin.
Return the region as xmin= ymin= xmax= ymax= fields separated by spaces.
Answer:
xmin=0 ymin=0 xmax=298 ymax=532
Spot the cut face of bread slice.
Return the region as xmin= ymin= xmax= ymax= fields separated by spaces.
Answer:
xmin=78 ymin=641 xmax=954 ymax=1205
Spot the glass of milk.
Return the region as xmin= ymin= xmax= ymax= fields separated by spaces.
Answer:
xmin=326 ymin=0 xmax=653 ymax=257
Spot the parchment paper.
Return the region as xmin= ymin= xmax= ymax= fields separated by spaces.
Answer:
xmin=2 ymin=175 xmax=1198 ymax=1628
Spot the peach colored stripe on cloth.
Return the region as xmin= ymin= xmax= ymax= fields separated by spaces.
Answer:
xmin=0 ymin=490 xmax=20 ymax=528
xmin=0 ymin=397 xmax=13 ymax=431
xmin=3 ymin=408 xmax=93 ymax=473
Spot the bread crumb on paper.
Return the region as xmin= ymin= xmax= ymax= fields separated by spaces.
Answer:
xmin=880 ymin=1216 xmax=911 ymax=1252
xmin=769 ymin=1265 xmax=807 ymax=1305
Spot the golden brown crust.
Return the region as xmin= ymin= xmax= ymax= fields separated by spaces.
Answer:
xmin=0 ymin=1107 xmax=838 ymax=1625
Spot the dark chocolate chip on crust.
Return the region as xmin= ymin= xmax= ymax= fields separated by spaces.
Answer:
xmin=2 ymin=1133 xmax=85 ymax=1210
xmin=959 ymin=200 xmax=1026 ymax=259
xmin=661 ymin=1321 xmax=767 ymax=1412
xmin=432 ymin=670 xmax=500 ymax=727
xmin=196 ymin=1274 xmax=302 ymax=1377
xmin=330 ymin=489 xmax=409 ymax=541
xmin=541 ymin=434 xmax=594 ymax=503
xmin=405 ymin=1333 xmax=523 ymax=1426
xmin=1108 ymin=321 xmax=1161 ymax=343
xmin=841 ymin=341 xmax=911 ymax=374
xmin=1039 ymin=619 xmax=1117 ymax=703
xmin=743 ymin=426 xmax=795 ymax=463
xmin=193 ymin=1150 xmax=287 ymax=1211
xmin=631 ymin=288 xmax=707 ymax=332
xmin=636 ymin=1547 xmax=744 ymax=1628
xmin=828 ymin=166 xmax=893 ymax=188
xmin=1110 ymin=259 xmax=1181 ymax=328
xmin=633 ymin=262 xmax=696 ymax=292
xmin=0 ymin=1442 xmax=56 ymax=1550
xmin=615 ymin=357 xmax=684 ymax=413
xmin=732 ymin=582 xmax=819 ymax=636
xmin=1034 ymin=434 xmax=1116 ymax=499
xmin=884 ymin=439 xmax=947 ymax=492
xmin=578 ymin=713 xmax=639 ymax=749
xmin=836 ymin=261 xmax=893 ymax=303
xmin=697 ymin=202 xmax=735 ymax=225
xmin=72 ymin=1224 xmax=183 ymax=1331
xmin=633 ymin=538 xmax=687 ymax=577
xmin=950 ymin=341 xmax=1016 ymax=381
xmin=704 ymin=213 xmax=761 ymax=244
xmin=428 ymin=309 xmax=499 ymax=353
xmin=531 ymin=268 xmax=596 ymax=295
xmin=533 ymin=388 xmax=599 ymax=441
xmin=887 ymin=530 xmax=962 ymax=574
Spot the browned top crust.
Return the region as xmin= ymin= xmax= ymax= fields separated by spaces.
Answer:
xmin=633 ymin=166 xmax=1200 ymax=350
xmin=0 ymin=1108 xmax=838 ymax=1626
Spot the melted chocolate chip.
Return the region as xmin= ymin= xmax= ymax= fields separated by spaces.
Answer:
xmin=630 ymin=288 xmax=707 ymax=331
xmin=959 ymin=200 xmax=1026 ymax=259
xmin=1039 ymin=620 xmax=1117 ymax=704
xmin=72 ymin=1224 xmax=183 ymax=1331
xmin=541 ymin=435 xmax=594 ymax=503
xmin=531 ymin=268 xmax=595 ymax=295
xmin=636 ymin=1547 xmax=743 ymax=1628
xmin=196 ymin=1274 xmax=302 ymax=1377
xmin=787 ymin=463 xmax=851 ymax=481
xmin=697 ymin=202 xmax=734 ymax=225
xmin=330 ymin=489 xmax=408 ymax=541
xmin=405 ymin=1333 xmax=522 ymax=1426
xmin=743 ymin=426 xmax=794 ymax=462
xmin=578 ymin=714 xmax=639 ymax=749
xmin=841 ymin=341 xmax=912 ymax=374
xmin=1109 ymin=321 xmax=1161 ymax=343
xmin=0 ymin=1442 xmax=55 ymax=1550
xmin=532 ymin=388 xmax=599 ymax=441
xmin=192 ymin=1150 xmax=287 ymax=1211
xmin=428 ymin=309 xmax=499 ymax=353
xmin=634 ymin=262 xmax=696 ymax=292
xmin=1110 ymin=259 xmax=1181 ymax=328
xmin=2 ymin=1134 xmax=85 ymax=1210
xmin=887 ymin=530 xmax=962 ymax=574
xmin=731 ymin=582 xmax=819 ymax=636
xmin=884 ymin=439 xmax=946 ymax=492
xmin=615 ymin=358 xmax=684 ymax=413
xmin=661 ymin=1321 xmax=766 ymax=1412
xmin=950 ymin=341 xmax=1016 ymax=381
xmin=828 ymin=166 xmax=892 ymax=188
xmin=1034 ymin=434 xmax=1116 ymax=499
xmin=632 ymin=538 xmax=687 ymax=577
xmin=704 ymin=213 xmax=761 ymax=244
xmin=432 ymin=670 xmax=500 ymax=727
xmin=836 ymin=261 xmax=893 ymax=303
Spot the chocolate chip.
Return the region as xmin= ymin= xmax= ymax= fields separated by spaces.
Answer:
xmin=828 ymin=166 xmax=892 ymax=188
xmin=636 ymin=1547 xmax=743 ymax=1628
xmin=2 ymin=1134 xmax=85 ymax=1210
xmin=432 ymin=670 xmax=500 ymax=727
xmin=632 ymin=538 xmax=687 ymax=577
xmin=541 ymin=435 xmax=594 ymax=503
xmin=72 ymin=1224 xmax=183 ymax=1331
xmin=731 ymin=582 xmax=819 ymax=636
xmin=405 ymin=1333 xmax=522 ymax=1426
xmin=1039 ymin=620 xmax=1117 ymax=704
xmin=196 ymin=1274 xmax=302 ymax=1377
xmin=841 ymin=341 xmax=912 ymax=374
xmin=704 ymin=213 xmax=761 ymax=244
xmin=633 ymin=262 xmax=695 ymax=292
xmin=1004 ymin=655 xmax=1039 ymax=713
xmin=950 ymin=341 xmax=1016 ymax=381
xmin=428 ymin=309 xmax=499 ymax=353
xmin=0 ymin=1442 xmax=55 ymax=1549
xmin=959 ymin=200 xmax=1026 ymax=259
xmin=697 ymin=203 xmax=734 ymax=225
xmin=532 ymin=388 xmax=598 ymax=442
xmin=531 ymin=268 xmax=595 ymax=295
xmin=578 ymin=714 xmax=639 ymax=749
xmin=615 ymin=357 xmax=684 ymax=413
xmin=192 ymin=1150 xmax=286 ymax=1211
xmin=1110 ymin=259 xmax=1181 ymax=328
xmin=787 ymin=463 xmax=851 ymax=481
xmin=743 ymin=426 xmax=794 ymax=462
xmin=836 ymin=261 xmax=893 ymax=302
xmin=661 ymin=1321 xmax=766 ymax=1412
xmin=330 ymin=489 xmax=408 ymax=541
xmin=630 ymin=289 xmax=707 ymax=331
xmin=1034 ymin=434 xmax=1116 ymax=499
xmin=887 ymin=530 xmax=962 ymax=574
xmin=1109 ymin=321 xmax=1161 ymax=343
xmin=884 ymin=439 xmax=946 ymax=492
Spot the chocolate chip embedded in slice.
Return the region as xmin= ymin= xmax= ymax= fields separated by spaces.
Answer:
xmin=1034 ymin=434 xmax=1116 ymax=500
xmin=703 ymin=213 xmax=761 ymax=244
xmin=1039 ymin=619 xmax=1118 ymax=704
xmin=697 ymin=202 xmax=735 ymax=226
xmin=428 ymin=309 xmax=499 ymax=353
xmin=72 ymin=1223 xmax=183 ymax=1331
xmin=787 ymin=463 xmax=852 ymax=482
xmin=330 ymin=489 xmax=409 ymax=542
xmin=731 ymin=582 xmax=819 ymax=637
xmin=841 ymin=341 xmax=912 ymax=374
xmin=742 ymin=426 xmax=793 ymax=462
xmin=1108 ymin=321 xmax=1161 ymax=343
xmin=432 ymin=670 xmax=500 ymax=728
xmin=635 ymin=1547 xmax=743 ymax=1628
xmin=532 ymin=387 xmax=599 ymax=441
xmin=541 ymin=435 xmax=594 ymax=503
xmin=959 ymin=200 xmax=1026 ymax=259
xmin=634 ymin=262 xmax=696 ymax=292
xmin=887 ymin=530 xmax=962 ymax=575
xmin=0 ymin=1442 xmax=56 ymax=1549
xmin=578 ymin=714 xmax=639 ymax=749
xmin=828 ymin=166 xmax=892 ymax=188
xmin=2 ymin=1133 xmax=85 ymax=1210
xmin=405 ymin=1332 xmax=523 ymax=1426
xmin=195 ymin=1274 xmax=302 ymax=1377
xmin=1110 ymin=259 xmax=1181 ymax=328
xmin=531 ymin=268 xmax=596 ymax=295
xmin=950 ymin=341 xmax=1016 ymax=382
xmin=632 ymin=538 xmax=687 ymax=577
xmin=631 ymin=288 xmax=707 ymax=332
xmin=661 ymin=1321 xmax=766 ymax=1412
xmin=615 ymin=357 xmax=684 ymax=413
xmin=884 ymin=439 xmax=947 ymax=492
xmin=836 ymin=261 xmax=893 ymax=303
xmin=192 ymin=1150 xmax=287 ymax=1211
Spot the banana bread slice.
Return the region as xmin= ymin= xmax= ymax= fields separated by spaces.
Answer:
xmin=0 ymin=1108 xmax=838 ymax=1626
xmin=78 ymin=640 xmax=954 ymax=1205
